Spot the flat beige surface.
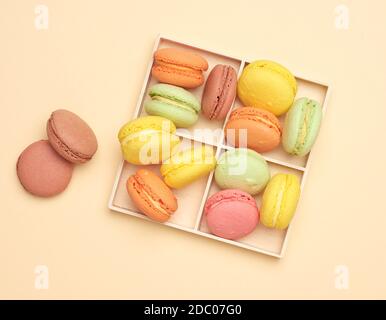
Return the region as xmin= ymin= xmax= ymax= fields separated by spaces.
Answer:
xmin=1 ymin=0 xmax=385 ymax=299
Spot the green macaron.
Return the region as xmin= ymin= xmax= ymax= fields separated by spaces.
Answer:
xmin=144 ymin=83 xmax=200 ymax=128
xmin=215 ymin=148 xmax=270 ymax=195
xmin=282 ymin=97 xmax=322 ymax=156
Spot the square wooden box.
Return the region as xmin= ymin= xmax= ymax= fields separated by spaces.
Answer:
xmin=108 ymin=35 xmax=330 ymax=258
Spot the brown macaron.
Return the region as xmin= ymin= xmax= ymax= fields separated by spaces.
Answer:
xmin=16 ymin=140 xmax=74 ymax=197
xmin=201 ymin=64 xmax=237 ymax=120
xmin=47 ymin=109 xmax=98 ymax=164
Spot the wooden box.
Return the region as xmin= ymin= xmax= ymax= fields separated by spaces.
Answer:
xmin=108 ymin=35 xmax=330 ymax=258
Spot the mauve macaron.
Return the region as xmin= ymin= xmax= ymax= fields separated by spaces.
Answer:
xmin=47 ymin=109 xmax=98 ymax=164
xmin=204 ymin=189 xmax=259 ymax=240
xmin=201 ymin=64 xmax=237 ymax=120
xmin=17 ymin=140 xmax=74 ymax=197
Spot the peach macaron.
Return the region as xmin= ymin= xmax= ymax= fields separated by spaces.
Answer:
xmin=127 ymin=169 xmax=178 ymax=222
xmin=152 ymin=47 xmax=208 ymax=89
xmin=225 ymin=107 xmax=282 ymax=153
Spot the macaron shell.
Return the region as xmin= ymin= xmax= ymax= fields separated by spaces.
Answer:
xmin=201 ymin=64 xmax=237 ymax=120
xmin=215 ymin=148 xmax=270 ymax=195
xmin=282 ymin=98 xmax=322 ymax=156
xmin=225 ymin=107 xmax=282 ymax=152
xmin=127 ymin=169 xmax=177 ymax=222
xmin=47 ymin=109 xmax=98 ymax=164
xmin=154 ymin=48 xmax=208 ymax=71
xmin=205 ymin=189 xmax=259 ymax=240
xmin=160 ymin=146 xmax=216 ymax=189
xmin=204 ymin=188 xmax=257 ymax=212
xmin=145 ymin=100 xmax=198 ymax=128
xmin=260 ymin=174 xmax=301 ymax=230
xmin=16 ymin=140 xmax=73 ymax=197
xmin=237 ymin=60 xmax=297 ymax=116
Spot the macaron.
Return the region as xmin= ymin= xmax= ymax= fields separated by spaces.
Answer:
xmin=201 ymin=64 xmax=237 ymax=120
xmin=225 ymin=107 xmax=282 ymax=153
xmin=282 ymin=97 xmax=322 ymax=156
xmin=127 ymin=169 xmax=177 ymax=222
xmin=16 ymin=140 xmax=74 ymax=197
xmin=204 ymin=189 xmax=259 ymax=240
xmin=144 ymin=83 xmax=200 ymax=128
xmin=160 ymin=145 xmax=216 ymax=189
xmin=47 ymin=109 xmax=98 ymax=164
xmin=118 ymin=116 xmax=180 ymax=165
xmin=237 ymin=60 xmax=297 ymax=116
xmin=152 ymin=47 xmax=208 ymax=89
xmin=260 ymin=173 xmax=301 ymax=230
xmin=215 ymin=148 xmax=270 ymax=195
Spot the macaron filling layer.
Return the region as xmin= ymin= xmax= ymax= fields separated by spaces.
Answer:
xmin=269 ymin=182 xmax=286 ymax=227
xmin=154 ymin=61 xmax=203 ymax=79
xmin=151 ymin=95 xmax=198 ymax=114
xmin=161 ymin=163 xmax=188 ymax=178
xmin=161 ymin=151 xmax=215 ymax=178
xmin=155 ymin=58 xmax=205 ymax=72
xmin=207 ymin=195 xmax=255 ymax=211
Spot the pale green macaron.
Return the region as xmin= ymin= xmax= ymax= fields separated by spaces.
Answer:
xmin=282 ymin=97 xmax=322 ymax=156
xmin=215 ymin=148 xmax=270 ymax=195
xmin=144 ymin=83 xmax=200 ymax=128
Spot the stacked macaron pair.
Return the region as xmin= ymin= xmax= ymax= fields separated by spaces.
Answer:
xmin=17 ymin=110 xmax=98 ymax=197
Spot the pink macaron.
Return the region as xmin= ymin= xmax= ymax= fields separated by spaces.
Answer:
xmin=16 ymin=140 xmax=74 ymax=197
xmin=204 ymin=189 xmax=259 ymax=240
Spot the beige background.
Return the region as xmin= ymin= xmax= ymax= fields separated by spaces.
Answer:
xmin=1 ymin=0 xmax=385 ymax=299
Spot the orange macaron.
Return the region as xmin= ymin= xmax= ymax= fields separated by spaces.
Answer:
xmin=152 ymin=47 xmax=208 ymax=89
xmin=127 ymin=169 xmax=178 ymax=222
xmin=225 ymin=107 xmax=282 ymax=153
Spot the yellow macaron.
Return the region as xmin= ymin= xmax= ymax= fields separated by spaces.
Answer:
xmin=260 ymin=173 xmax=301 ymax=230
xmin=237 ymin=60 xmax=297 ymax=116
xmin=118 ymin=116 xmax=180 ymax=165
xmin=160 ymin=145 xmax=216 ymax=189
